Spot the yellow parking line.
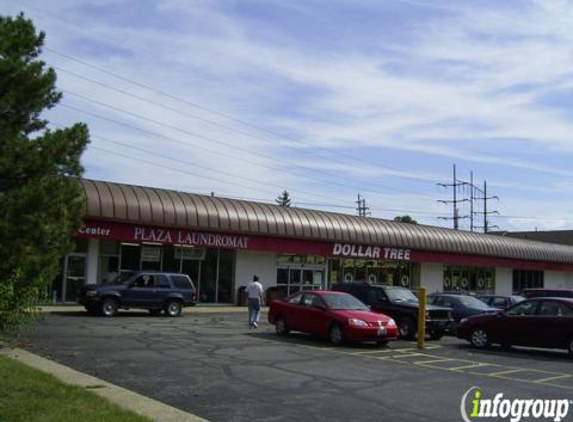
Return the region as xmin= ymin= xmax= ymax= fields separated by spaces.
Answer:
xmin=489 ymin=368 xmax=528 ymax=377
xmin=449 ymin=363 xmax=493 ymax=371
xmin=414 ymin=358 xmax=456 ymax=365
xmin=350 ymin=349 xmax=393 ymax=355
xmin=535 ymin=374 xmax=573 ymax=384
xmin=373 ymin=355 xmax=394 ymax=360
xmin=391 ymin=353 xmax=426 ymax=359
xmin=423 ymin=345 xmax=443 ymax=350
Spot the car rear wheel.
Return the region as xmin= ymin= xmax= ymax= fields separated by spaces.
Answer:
xmin=275 ymin=317 xmax=289 ymax=336
xmin=567 ymin=337 xmax=573 ymax=357
xmin=329 ymin=323 xmax=345 ymax=345
xmin=398 ymin=317 xmax=415 ymax=340
xmin=470 ymin=327 xmax=490 ymax=349
xmin=165 ymin=300 xmax=182 ymax=317
xmin=100 ymin=298 xmax=118 ymax=317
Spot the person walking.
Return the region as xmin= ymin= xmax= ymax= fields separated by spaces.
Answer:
xmin=246 ymin=275 xmax=264 ymax=328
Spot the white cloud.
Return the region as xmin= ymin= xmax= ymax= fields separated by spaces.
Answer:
xmin=5 ymin=0 xmax=573 ymax=231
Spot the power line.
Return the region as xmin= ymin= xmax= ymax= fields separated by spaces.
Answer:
xmin=66 ymin=131 xmax=573 ymax=223
xmin=46 ymin=47 xmax=444 ymax=185
xmin=50 ymin=122 xmax=357 ymax=205
xmin=56 ymin=64 xmax=440 ymax=196
xmin=53 ymin=66 xmax=293 ymax=151
xmin=58 ymin=104 xmax=370 ymax=195
xmin=51 ymin=120 xmax=450 ymax=218
xmin=59 ymin=92 xmax=436 ymax=200
xmin=89 ymin=146 xmax=280 ymax=198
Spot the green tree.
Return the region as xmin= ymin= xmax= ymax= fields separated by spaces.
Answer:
xmin=0 ymin=13 xmax=89 ymax=333
xmin=393 ymin=215 xmax=417 ymax=224
xmin=275 ymin=190 xmax=291 ymax=207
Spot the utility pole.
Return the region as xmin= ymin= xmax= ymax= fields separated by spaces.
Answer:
xmin=470 ymin=171 xmax=474 ymax=232
xmin=474 ymin=180 xmax=499 ymax=233
xmin=437 ymin=164 xmax=470 ymax=229
xmin=483 ymin=181 xmax=499 ymax=233
xmin=356 ymin=194 xmax=370 ymax=217
xmin=439 ymin=165 xmax=500 ymax=233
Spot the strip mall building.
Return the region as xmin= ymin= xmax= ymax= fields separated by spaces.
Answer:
xmin=55 ymin=179 xmax=573 ymax=303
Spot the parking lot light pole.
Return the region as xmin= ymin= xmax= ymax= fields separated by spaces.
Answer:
xmin=418 ymin=287 xmax=426 ymax=350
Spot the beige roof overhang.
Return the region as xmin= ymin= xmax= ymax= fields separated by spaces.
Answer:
xmin=80 ymin=179 xmax=573 ymax=264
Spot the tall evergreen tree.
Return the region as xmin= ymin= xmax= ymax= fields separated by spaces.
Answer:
xmin=0 ymin=13 xmax=89 ymax=333
xmin=275 ymin=190 xmax=292 ymax=207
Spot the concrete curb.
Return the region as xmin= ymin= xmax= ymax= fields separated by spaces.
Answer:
xmin=39 ymin=305 xmax=269 ymax=314
xmin=0 ymin=346 xmax=209 ymax=422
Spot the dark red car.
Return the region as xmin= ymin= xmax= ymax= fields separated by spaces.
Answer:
xmin=457 ymin=297 xmax=573 ymax=356
xmin=268 ymin=290 xmax=398 ymax=345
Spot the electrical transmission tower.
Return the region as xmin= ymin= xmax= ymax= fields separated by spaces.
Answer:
xmin=438 ymin=165 xmax=499 ymax=233
xmin=437 ymin=165 xmax=470 ymax=229
xmin=356 ymin=194 xmax=371 ymax=217
xmin=473 ymin=180 xmax=499 ymax=233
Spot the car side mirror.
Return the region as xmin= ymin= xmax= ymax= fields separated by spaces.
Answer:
xmin=314 ymin=304 xmax=327 ymax=311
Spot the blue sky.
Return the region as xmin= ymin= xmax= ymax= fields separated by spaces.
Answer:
xmin=4 ymin=0 xmax=573 ymax=231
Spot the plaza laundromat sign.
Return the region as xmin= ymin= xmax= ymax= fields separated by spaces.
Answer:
xmin=331 ymin=243 xmax=411 ymax=261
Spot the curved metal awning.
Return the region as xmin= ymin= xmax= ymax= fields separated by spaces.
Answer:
xmin=79 ymin=179 xmax=573 ymax=264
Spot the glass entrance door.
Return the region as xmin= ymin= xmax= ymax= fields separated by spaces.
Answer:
xmin=277 ymin=266 xmax=325 ymax=295
xmin=64 ymin=254 xmax=87 ymax=303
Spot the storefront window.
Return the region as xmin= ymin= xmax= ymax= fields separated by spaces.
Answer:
xmin=443 ymin=265 xmax=495 ymax=294
xmin=182 ymin=259 xmax=200 ymax=289
xmin=332 ymin=258 xmax=411 ymax=288
xmin=512 ymin=270 xmax=543 ymax=294
xmin=217 ymin=249 xmax=235 ymax=303
xmin=98 ymin=240 xmax=119 ymax=283
xmin=200 ymin=249 xmax=218 ymax=302
xmin=141 ymin=245 xmax=162 ymax=270
xmin=162 ymin=245 xmax=179 ymax=272
xmin=120 ymin=244 xmax=140 ymax=273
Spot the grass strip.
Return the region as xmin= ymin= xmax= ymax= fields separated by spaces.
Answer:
xmin=0 ymin=355 xmax=152 ymax=422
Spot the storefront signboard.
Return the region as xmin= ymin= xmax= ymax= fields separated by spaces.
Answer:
xmin=331 ymin=243 xmax=411 ymax=260
xmin=141 ymin=246 xmax=161 ymax=262
xmin=76 ymin=219 xmax=573 ymax=271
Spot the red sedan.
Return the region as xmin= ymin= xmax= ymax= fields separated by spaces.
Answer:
xmin=457 ymin=297 xmax=573 ymax=356
xmin=268 ymin=290 xmax=398 ymax=345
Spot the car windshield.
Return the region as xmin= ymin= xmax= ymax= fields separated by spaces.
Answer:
xmin=385 ymin=288 xmax=419 ymax=303
xmin=459 ymin=296 xmax=491 ymax=309
xmin=322 ymin=294 xmax=369 ymax=310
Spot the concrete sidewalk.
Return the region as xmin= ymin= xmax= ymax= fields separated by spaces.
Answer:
xmin=0 ymin=345 xmax=209 ymax=422
xmin=39 ymin=305 xmax=269 ymax=314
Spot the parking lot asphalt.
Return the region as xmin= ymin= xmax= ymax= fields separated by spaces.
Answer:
xmin=21 ymin=310 xmax=573 ymax=422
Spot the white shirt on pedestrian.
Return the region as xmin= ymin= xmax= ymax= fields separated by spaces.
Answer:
xmin=246 ymin=281 xmax=263 ymax=299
